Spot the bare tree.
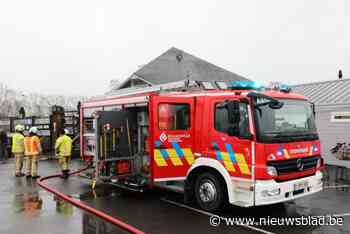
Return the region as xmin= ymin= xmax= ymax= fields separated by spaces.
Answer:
xmin=0 ymin=82 xmax=87 ymax=117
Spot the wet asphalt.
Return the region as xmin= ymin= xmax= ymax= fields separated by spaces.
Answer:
xmin=0 ymin=158 xmax=349 ymax=234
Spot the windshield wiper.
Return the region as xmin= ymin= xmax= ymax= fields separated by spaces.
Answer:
xmin=267 ymin=132 xmax=318 ymax=142
xmin=264 ymin=133 xmax=294 ymax=142
xmin=291 ymin=133 xmax=319 ymax=140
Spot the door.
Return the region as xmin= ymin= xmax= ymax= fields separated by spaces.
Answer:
xmin=151 ymin=96 xmax=195 ymax=181
xmin=207 ymin=98 xmax=254 ymax=205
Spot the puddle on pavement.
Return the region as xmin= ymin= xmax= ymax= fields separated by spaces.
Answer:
xmin=5 ymin=177 xmax=134 ymax=234
xmin=76 ymin=183 xmax=126 ymax=201
xmin=4 ymin=161 xmax=350 ymax=234
xmin=12 ymin=179 xmax=43 ymax=216
xmin=54 ymin=196 xmax=74 ymax=216
xmin=82 ymin=212 xmax=133 ymax=234
xmin=54 ymin=196 xmax=130 ymax=234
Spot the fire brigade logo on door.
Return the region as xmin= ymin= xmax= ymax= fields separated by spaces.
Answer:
xmin=160 ymin=132 xmax=168 ymax=143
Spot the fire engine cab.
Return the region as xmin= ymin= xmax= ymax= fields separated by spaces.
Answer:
xmin=80 ymin=80 xmax=323 ymax=212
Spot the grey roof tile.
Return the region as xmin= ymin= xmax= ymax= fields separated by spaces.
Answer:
xmin=293 ymin=79 xmax=350 ymax=105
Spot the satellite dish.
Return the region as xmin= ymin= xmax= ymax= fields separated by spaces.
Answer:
xmin=176 ymin=53 xmax=183 ymax=62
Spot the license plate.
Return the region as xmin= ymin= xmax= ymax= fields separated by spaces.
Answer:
xmin=294 ymin=181 xmax=308 ymax=191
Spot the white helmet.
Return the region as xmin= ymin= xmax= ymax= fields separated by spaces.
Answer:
xmin=29 ymin=127 xmax=39 ymax=134
xmin=64 ymin=129 xmax=69 ymax=135
xmin=15 ymin=124 xmax=25 ymax=132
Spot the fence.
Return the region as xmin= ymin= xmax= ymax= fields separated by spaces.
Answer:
xmin=0 ymin=108 xmax=80 ymax=155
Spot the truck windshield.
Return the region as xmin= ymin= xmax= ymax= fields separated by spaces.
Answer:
xmin=254 ymin=99 xmax=318 ymax=143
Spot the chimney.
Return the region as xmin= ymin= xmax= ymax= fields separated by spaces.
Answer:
xmin=338 ymin=70 xmax=343 ymax=79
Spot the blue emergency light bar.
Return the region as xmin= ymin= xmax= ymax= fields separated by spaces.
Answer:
xmin=268 ymin=82 xmax=292 ymax=93
xmin=279 ymin=84 xmax=292 ymax=93
xmin=198 ymin=80 xmax=290 ymax=93
xmin=216 ymin=81 xmax=263 ymax=90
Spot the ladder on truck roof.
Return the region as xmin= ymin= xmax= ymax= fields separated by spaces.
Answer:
xmin=99 ymin=80 xmax=198 ymax=100
xmin=83 ymin=80 xmax=200 ymax=108
xmin=89 ymin=79 xmax=258 ymax=103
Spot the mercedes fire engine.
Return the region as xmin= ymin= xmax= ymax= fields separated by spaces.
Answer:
xmin=80 ymin=80 xmax=323 ymax=212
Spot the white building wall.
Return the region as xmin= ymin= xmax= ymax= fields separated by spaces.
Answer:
xmin=316 ymin=105 xmax=350 ymax=165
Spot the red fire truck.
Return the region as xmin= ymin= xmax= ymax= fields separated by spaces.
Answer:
xmin=80 ymin=80 xmax=323 ymax=211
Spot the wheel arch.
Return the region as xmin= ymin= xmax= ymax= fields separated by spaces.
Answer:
xmin=185 ymin=157 xmax=234 ymax=204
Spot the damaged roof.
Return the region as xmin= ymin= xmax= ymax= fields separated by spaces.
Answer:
xmin=117 ymin=47 xmax=250 ymax=89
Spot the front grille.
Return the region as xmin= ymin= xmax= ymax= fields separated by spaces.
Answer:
xmin=267 ymin=156 xmax=319 ymax=175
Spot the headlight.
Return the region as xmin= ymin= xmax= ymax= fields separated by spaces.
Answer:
xmin=267 ymin=166 xmax=277 ymax=177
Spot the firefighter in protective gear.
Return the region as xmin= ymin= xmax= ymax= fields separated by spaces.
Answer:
xmin=24 ymin=127 xmax=42 ymax=178
xmin=12 ymin=125 xmax=25 ymax=177
xmin=55 ymin=129 xmax=72 ymax=179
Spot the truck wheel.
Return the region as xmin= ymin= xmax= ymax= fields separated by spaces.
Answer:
xmin=194 ymin=172 xmax=225 ymax=212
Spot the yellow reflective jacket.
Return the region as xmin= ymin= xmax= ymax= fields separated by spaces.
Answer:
xmin=55 ymin=135 xmax=72 ymax=157
xmin=12 ymin=133 xmax=25 ymax=154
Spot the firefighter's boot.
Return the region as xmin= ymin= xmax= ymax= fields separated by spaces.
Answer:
xmin=61 ymin=170 xmax=70 ymax=179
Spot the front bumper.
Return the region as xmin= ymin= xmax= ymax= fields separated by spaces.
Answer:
xmin=254 ymin=171 xmax=323 ymax=206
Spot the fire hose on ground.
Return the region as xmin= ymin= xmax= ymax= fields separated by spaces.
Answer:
xmin=37 ymin=162 xmax=145 ymax=234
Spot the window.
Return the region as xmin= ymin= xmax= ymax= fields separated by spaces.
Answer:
xmin=254 ymin=99 xmax=318 ymax=143
xmin=158 ymin=103 xmax=190 ymax=130
xmin=215 ymin=101 xmax=250 ymax=137
xmin=83 ymin=107 xmax=102 ymax=117
xmin=331 ymin=112 xmax=350 ymax=122
xmin=256 ymin=100 xmax=316 ymax=133
xmin=103 ymin=105 xmax=122 ymax=111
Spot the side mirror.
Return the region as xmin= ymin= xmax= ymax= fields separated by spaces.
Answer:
xmin=311 ymin=102 xmax=316 ymax=117
xmin=227 ymin=101 xmax=240 ymax=136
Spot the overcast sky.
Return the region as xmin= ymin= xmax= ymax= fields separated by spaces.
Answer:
xmin=0 ymin=0 xmax=349 ymax=96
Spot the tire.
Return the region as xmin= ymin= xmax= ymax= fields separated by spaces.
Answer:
xmin=194 ymin=172 xmax=226 ymax=212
